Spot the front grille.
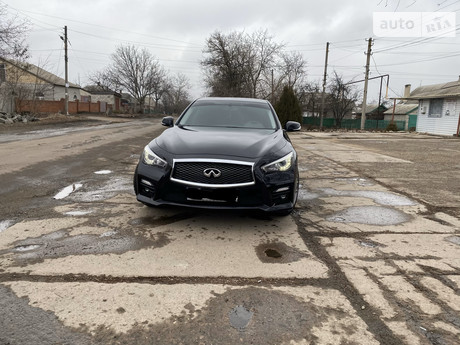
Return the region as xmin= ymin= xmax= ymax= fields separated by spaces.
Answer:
xmin=171 ymin=160 xmax=254 ymax=187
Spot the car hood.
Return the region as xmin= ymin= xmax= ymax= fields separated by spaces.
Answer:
xmin=154 ymin=126 xmax=287 ymax=159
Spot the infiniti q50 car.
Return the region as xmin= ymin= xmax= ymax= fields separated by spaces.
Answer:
xmin=134 ymin=97 xmax=301 ymax=215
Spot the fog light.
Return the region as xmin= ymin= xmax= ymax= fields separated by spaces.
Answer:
xmin=275 ymin=186 xmax=289 ymax=193
xmin=141 ymin=179 xmax=153 ymax=186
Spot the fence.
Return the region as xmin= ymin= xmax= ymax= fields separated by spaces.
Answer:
xmin=16 ymin=99 xmax=111 ymax=115
xmin=302 ymin=117 xmax=407 ymax=131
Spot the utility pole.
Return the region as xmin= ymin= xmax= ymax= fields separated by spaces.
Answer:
xmin=64 ymin=26 xmax=69 ymax=115
xmin=319 ymin=42 xmax=329 ymax=130
xmin=360 ymin=37 xmax=372 ymax=130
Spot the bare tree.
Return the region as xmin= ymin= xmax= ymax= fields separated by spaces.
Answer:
xmin=147 ymin=65 xmax=168 ymax=112
xmin=244 ymin=30 xmax=283 ymax=98
xmin=279 ymin=51 xmax=307 ymax=90
xmin=88 ymin=70 xmax=121 ymax=92
xmin=327 ymin=71 xmax=360 ymax=127
xmin=262 ymin=51 xmax=308 ymax=103
xmin=297 ymin=81 xmax=322 ymax=117
xmin=162 ymin=73 xmax=191 ymax=114
xmin=201 ymin=31 xmax=248 ymax=97
xmin=201 ymin=30 xmax=283 ymax=98
xmin=0 ymin=5 xmax=29 ymax=60
xmin=0 ymin=5 xmax=30 ymax=113
xmin=104 ymin=45 xmax=164 ymax=111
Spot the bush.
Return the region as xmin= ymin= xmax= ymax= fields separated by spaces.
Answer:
xmin=274 ymin=86 xmax=302 ymax=125
xmin=386 ymin=123 xmax=398 ymax=132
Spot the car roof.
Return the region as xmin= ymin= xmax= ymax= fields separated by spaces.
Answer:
xmin=194 ymin=97 xmax=270 ymax=105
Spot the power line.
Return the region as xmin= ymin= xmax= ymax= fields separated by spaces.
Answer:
xmin=0 ymin=1 xmax=203 ymax=47
xmin=374 ymin=24 xmax=460 ymax=54
xmin=371 ymin=55 xmax=402 ymax=98
xmin=70 ymin=29 xmax=203 ymax=53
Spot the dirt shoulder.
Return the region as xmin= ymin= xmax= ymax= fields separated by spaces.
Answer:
xmin=0 ymin=112 xmax=166 ymax=135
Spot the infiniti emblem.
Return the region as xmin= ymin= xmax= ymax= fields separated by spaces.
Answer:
xmin=203 ymin=168 xmax=222 ymax=178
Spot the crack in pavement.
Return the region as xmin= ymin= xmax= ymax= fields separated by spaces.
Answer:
xmin=292 ymin=214 xmax=403 ymax=345
xmin=0 ymin=272 xmax=329 ymax=287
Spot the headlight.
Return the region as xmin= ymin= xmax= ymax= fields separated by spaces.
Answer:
xmin=262 ymin=152 xmax=294 ymax=173
xmin=143 ymin=145 xmax=167 ymax=168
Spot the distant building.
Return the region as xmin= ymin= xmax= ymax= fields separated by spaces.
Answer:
xmin=353 ymin=104 xmax=389 ymax=120
xmin=383 ymin=97 xmax=418 ymax=131
xmin=0 ymin=57 xmax=81 ymax=113
xmin=408 ymin=78 xmax=460 ymax=136
xmin=84 ymin=85 xmax=121 ymax=112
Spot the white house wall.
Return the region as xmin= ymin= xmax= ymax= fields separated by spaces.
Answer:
xmin=53 ymin=86 xmax=81 ymax=101
xmin=416 ymin=98 xmax=460 ymax=136
xmin=91 ymin=94 xmax=115 ymax=105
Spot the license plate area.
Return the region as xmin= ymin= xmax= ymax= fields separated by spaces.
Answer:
xmin=186 ymin=187 xmax=238 ymax=203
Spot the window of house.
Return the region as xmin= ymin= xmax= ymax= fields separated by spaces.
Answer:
xmin=428 ymin=99 xmax=443 ymax=118
xmin=0 ymin=64 xmax=6 ymax=83
xmin=35 ymin=92 xmax=45 ymax=100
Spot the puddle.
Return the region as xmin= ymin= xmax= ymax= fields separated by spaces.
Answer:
xmin=265 ymin=248 xmax=282 ymax=258
xmin=14 ymin=244 xmax=41 ymax=252
xmin=54 ymin=183 xmax=83 ymax=200
xmin=70 ymin=177 xmax=132 ymax=202
xmin=65 ymin=210 xmax=93 ymax=216
xmin=320 ymin=188 xmax=416 ymax=206
xmin=94 ymin=170 xmax=112 ymax=175
xmin=446 ymin=236 xmax=460 ymax=246
xmin=328 ymin=206 xmax=411 ymax=225
xmin=356 ymin=240 xmax=382 ymax=248
xmin=2 ymin=229 xmax=168 ymax=265
xmin=255 ymin=242 xmax=307 ymax=264
xmin=229 ymin=305 xmax=253 ymax=331
xmin=100 ymin=231 xmax=118 ymax=237
xmin=0 ymin=220 xmax=14 ymax=233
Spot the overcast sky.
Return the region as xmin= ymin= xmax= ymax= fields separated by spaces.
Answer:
xmin=2 ymin=0 xmax=459 ymax=102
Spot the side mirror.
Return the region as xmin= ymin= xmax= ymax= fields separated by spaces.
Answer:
xmin=161 ymin=116 xmax=174 ymax=127
xmin=285 ymin=121 xmax=301 ymax=132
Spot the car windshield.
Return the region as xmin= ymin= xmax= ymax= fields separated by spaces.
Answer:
xmin=177 ymin=101 xmax=278 ymax=130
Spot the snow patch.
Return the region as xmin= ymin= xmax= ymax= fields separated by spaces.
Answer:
xmin=65 ymin=210 xmax=92 ymax=216
xmin=54 ymin=183 xmax=83 ymax=200
xmin=0 ymin=220 xmax=14 ymax=233
xmin=94 ymin=170 xmax=112 ymax=175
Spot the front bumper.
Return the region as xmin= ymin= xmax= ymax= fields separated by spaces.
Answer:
xmin=134 ymin=161 xmax=297 ymax=212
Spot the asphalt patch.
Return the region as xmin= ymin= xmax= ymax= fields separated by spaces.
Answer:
xmin=89 ymin=287 xmax=332 ymax=345
xmin=0 ymin=228 xmax=168 ymax=266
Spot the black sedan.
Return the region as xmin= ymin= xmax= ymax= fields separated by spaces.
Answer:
xmin=134 ymin=97 xmax=301 ymax=215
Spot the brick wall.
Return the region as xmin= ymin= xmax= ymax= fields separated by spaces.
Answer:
xmin=16 ymin=99 xmax=110 ymax=114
